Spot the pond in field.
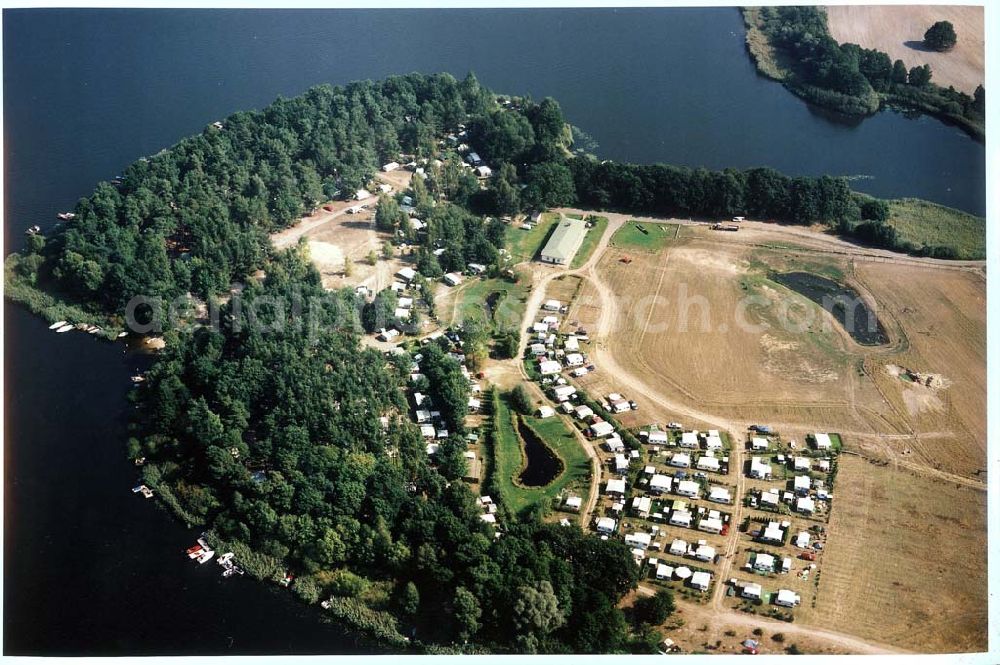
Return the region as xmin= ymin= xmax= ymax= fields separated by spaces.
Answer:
xmin=516 ymin=417 xmax=564 ymax=487
xmin=772 ymin=272 xmax=889 ymax=346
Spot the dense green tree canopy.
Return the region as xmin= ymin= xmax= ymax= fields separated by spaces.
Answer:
xmin=924 ymin=20 xmax=957 ymax=51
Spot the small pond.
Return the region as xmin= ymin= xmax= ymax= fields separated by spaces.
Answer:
xmin=772 ymin=272 xmax=888 ymax=346
xmin=516 ymin=417 xmax=564 ymax=487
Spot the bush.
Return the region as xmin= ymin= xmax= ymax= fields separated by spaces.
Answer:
xmin=322 ymin=596 xmax=409 ymax=648
xmin=510 ymin=384 xmax=534 ymax=415
xmin=772 ymin=632 xmax=785 ymax=643
xmin=327 ymin=568 xmax=372 ymax=598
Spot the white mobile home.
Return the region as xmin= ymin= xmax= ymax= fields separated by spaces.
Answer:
xmin=625 ymin=532 xmax=652 ymax=550
xmin=796 ymin=496 xmax=816 ymax=514
xmin=793 ymin=475 xmax=811 ymax=495
xmin=676 ymin=480 xmax=700 ymax=498
xmin=680 ymin=431 xmax=699 ymax=448
xmin=708 ymin=486 xmax=732 ymax=504
xmin=647 ymin=430 xmax=669 ymax=446
xmin=754 ymin=552 xmax=775 ymax=572
xmin=812 ymin=432 xmax=833 ymax=450
xmin=670 ymin=453 xmax=692 ymax=468
xmin=689 ymin=571 xmax=711 ymax=591
xmin=596 ymin=517 xmax=617 ymax=533
xmin=775 ymin=589 xmax=800 ymax=608
xmin=539 ymin=360 xmax=562 ymax=375
xmin=590 ymin=421 xmax=616 ymax=438
xmin=742 ymin=582 xmax=763 ymax=600
xmin=749 ymin=457 xmax=772 ymax=479
xmin=696 ymin=456 xmax=721 ymax=472
xmin=669 ymin=510 xmax=692 ymax=528
xmin=698 ymin=517 xmax=723 ymax=534
xmin=605 ymin=478 xmax=626 ymax=497
xmin=649 ymin=474 xmax=672 ymax=495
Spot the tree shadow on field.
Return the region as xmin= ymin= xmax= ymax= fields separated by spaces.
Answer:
xmin=904 ymin=40 xmax=936 ymax=53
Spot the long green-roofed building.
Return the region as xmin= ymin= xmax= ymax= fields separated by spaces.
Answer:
xmin=539 ymin=216 xmax=587 ymax=265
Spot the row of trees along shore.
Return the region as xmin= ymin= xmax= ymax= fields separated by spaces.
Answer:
xmin=3 ymin=71 xmax=977 ymax=651
xmin=745 ymin=6 xmax=984 ymax=142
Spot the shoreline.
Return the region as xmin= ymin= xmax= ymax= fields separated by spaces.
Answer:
xmin=740 ymin=7 xmax=985 ymax=144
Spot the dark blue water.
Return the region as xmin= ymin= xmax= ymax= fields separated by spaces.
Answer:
xmin=3 ymin=8 xmax=985 ymax=655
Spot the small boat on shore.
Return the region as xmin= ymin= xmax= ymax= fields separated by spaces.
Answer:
xmin=196 ymin=549 xmax=215 ymax=564
xmin=131 ymin=374 xmax=146 ymax=384
xmin=49 ymin=321 xmax=68 ymax=330
xmin=117 ymin=331 xmax=128 ymax=338
xmin=132 ymin=484 xmax=154 ymax=498
xmin=25 ymin=225 xmax=41 ymax=235
xmin=56 ymin=324 xmax=75 ymax=333
xmin=56 ymin=212 xmax=76 ymax=221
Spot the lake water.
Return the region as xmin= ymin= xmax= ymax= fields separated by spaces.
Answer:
xmin=3 ymin=7 xmax=985 ymax=655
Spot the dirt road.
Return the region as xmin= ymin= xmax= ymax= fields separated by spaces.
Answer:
xmin=636 ymin=583 xmax=910 ymax=655
xmin=503 ymin=208 xmax=981 ymax=654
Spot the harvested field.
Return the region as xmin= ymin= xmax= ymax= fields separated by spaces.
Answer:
xmin=593 ymin=240 xmax=873 ymax=431
xmin=803 ymin=455 xmax=986 ymax=652
xmin=853 ymin=261 xmax=986 ymax=479
xmin=585 ymin=223 xmax=984 ymax=477
xmin=826 ymin=5 xmax=984 ymax=93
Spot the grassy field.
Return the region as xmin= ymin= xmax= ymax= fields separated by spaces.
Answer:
xmin=608 ymin=221 xmax=676 ymax=253
xmin=491 ymin=393 xmax=592 ymax=517
xmin=450 ymin=277 xmax=530 ymax=333
xmin=506 ymin=213 xmax=560 ymax=262
xmin=570 ymin=215 xmax=609 ymax=269
xmin=886 ymin=198 xmax=986 ymax=260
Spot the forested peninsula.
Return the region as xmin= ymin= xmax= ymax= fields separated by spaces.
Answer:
xmin=743 ymin=6 xmax=985 ymax=142
xmin=3 ymin=72 xmax=983 ymax=652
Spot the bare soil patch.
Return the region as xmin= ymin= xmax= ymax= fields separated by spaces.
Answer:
xmin=826 ymin=5 xmax=984 ymax=93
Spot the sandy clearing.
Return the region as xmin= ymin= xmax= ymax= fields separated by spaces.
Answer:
xmin=826 ymin=5 xmax=984 ymax=94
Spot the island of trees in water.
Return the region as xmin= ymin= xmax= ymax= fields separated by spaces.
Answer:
xmin=3 ymin=71 xmax=980 ymax=652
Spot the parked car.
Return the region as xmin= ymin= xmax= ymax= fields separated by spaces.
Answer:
xmin=629 ymin=400 xmax=639 ymax=410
